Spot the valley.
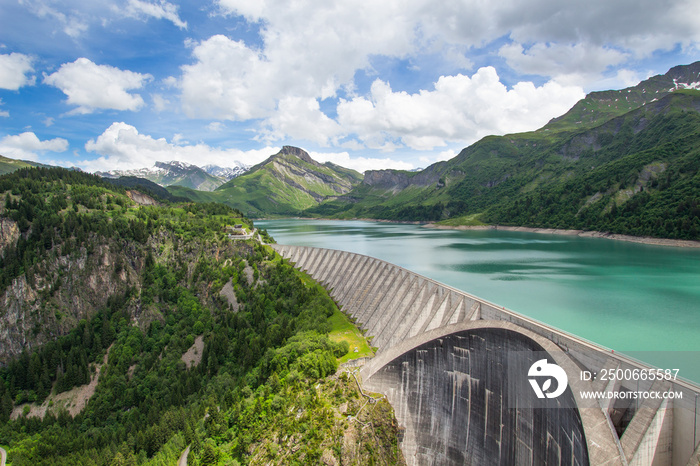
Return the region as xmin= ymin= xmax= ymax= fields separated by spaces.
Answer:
xmin=118 ymin=63 xmax=700 ymax=243
xmin=0 ymin=61 xmax=699 ymax=465
xmin=3 ymin=0 xmax=700 ymax=462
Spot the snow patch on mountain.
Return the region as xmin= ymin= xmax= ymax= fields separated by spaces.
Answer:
xmin=203 ymin=163 xmax=249 ymax=181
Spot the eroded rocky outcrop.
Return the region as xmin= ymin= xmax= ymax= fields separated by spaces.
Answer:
xmin=126 ymin=190 xmax=158 ymax=206
xmin=0 ymin=218 xmax=19 ymax=256
xmin=0 ymin=241 xmax=140 ymax=364
xmin=0 ymin=229 xmax=256 ymax=366
xmin=362 ymin=167 xmax=442 ymax=193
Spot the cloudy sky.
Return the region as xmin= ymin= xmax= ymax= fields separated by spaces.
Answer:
xmin=0 ymin=0 xmax=698 ymax=173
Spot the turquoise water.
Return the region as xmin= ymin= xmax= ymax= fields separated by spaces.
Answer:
xmin=258 ymin=219 xmax=700 ymax=379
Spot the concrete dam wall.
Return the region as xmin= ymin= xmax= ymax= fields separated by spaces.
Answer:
xmin=368 ymin=327 xmax=588 ymax=465
xmin=273 ymin=245 xmax=700 ymax=466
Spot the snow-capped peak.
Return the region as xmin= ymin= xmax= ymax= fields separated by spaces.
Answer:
xmin=203 ymin=163 xmax=250 ymax=181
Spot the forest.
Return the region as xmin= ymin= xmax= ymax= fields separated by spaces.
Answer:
xmin=483 ymin=111 xmax=700 ymax=239
xmin=0 ymin=168 xmax=403 ymax=465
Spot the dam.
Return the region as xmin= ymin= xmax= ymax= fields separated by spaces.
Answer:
xmin=273 ymin=244 xmax=700 ymax=466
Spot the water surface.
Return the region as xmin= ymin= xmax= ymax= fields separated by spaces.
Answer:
xmin=258 ymin=219 xmax=700 ymax=379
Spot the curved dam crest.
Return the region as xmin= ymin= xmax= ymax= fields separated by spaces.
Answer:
xmin=274 ymin=244 xmax=700 ymax=466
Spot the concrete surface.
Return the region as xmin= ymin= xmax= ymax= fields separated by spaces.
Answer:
xmin=275 ymin=245 xmax=700 ymax=466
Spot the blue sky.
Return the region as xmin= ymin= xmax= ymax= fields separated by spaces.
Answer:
xmin=0 ymin=0 xmax=698 ymax=173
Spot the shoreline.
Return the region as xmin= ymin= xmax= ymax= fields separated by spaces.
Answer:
xmin=256 ymin=216 xmax=424 ymax=225
xmin=422 ymin=223 xmax=700 ymax=248
xmin=256 ymin=217 xmax=700 ymax=249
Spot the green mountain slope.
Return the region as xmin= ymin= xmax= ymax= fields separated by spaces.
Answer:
xmin=484 ymin=92 xmax=700 ymax=239
xmin=171 ymin=146 xmax=363 ymax=216
xmin=0 ymin=155 xmax=50 ymax=176
xmin=0 ymin=167 xmax=402 ymax=465
xmin=544 ymin=61 xmax=700 ymax=132
xmin=309 ymin=63 xmax=700 ymax=240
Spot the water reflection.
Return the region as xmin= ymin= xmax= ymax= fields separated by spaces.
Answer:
xmin=258 ymin=219 xmax=700 ymax=362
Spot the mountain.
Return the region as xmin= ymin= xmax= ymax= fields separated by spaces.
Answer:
xmin=308 ymin=62 xmax=700 ymax=240
xmin=99 ymin=160 xmax=235 ymax=191
xmin=202 ymin=163 xmax=249 ymax=180
xmin=170 ymin=146 xmax=364 ymax=216
xmin=543 ymin=61 xmax=700 ymax=132
xmin=0 ymin=154 xmax=52 ymax=176
xmin=0 ymin=166 xmax=402 ymax=464
xmin=1 ymin=153 xmax=248 ymax=192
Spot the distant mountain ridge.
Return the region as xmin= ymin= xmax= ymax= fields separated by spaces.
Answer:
xmin=3 ymin=62 xmax=700 ymax=238
xmin=169 ymin=146 xmax=363 ymax=216
xmin=97 ymin=160 xmax=249 ymax=191
xmin=202 ymin=163 xmax=249 ymax=180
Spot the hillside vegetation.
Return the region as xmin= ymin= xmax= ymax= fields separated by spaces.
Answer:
xmin=0 ymin=168 xmax=402 ymax=465
xmin=308 ymin=64 xmax=700 ymax=240
xmin=0 ymin=155 xmax=50 ymax=176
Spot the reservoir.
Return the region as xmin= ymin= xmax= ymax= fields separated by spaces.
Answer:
xmin=258 ymin=219 xmax=700 ymax=380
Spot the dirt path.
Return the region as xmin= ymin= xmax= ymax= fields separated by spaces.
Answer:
xmin=178 ymin=445 xmax=190 ymax=466
xmin=1 ymin=446 xmax=7 ymax=466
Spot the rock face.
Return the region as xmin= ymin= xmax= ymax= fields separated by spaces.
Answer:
xmin=278 ymin=145 xmax=315 ymax=163
xmin=268 ymin=151 xmax=356 ymax=200
xmin=0 ymin=241 xmax=140 ymax=364
xmin=0 ymin=218 xmax=19 ymax=256
xmin=0 ymin=225 xmax=255 ymax=366
xmin=362 ymin=166 xmax=442 ymax=193
xmin=362 ymin=170 xmax=411 ymax=190
xmin=126 ymin=190 xmax=158 ymax=206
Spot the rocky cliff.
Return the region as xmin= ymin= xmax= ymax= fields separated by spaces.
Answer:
xmin=0 ymin=227 xmax=256 ymax=365
xmin=0 ymin=238 xmax=140 ymax=363
xmin=362 ymin=166 xmax=443 ymax=192
xmin=0 ymin=218 xmax=19 ymax=256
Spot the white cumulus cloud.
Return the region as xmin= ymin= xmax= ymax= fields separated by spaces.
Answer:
xmin=498 ymin=42 xmax=629 ymax=87
xmin=122 ymin=0 xmax=187 ymax=29
xmin=309 ymin=151 xmax=415 ymax=173
xmin=180 ymin=2 xmax=423 ymax=123
xmin=44 ymin=58 xmax=152 ymax=114
xmin=180 ymin=35 xmax=271 ymax=120
xmin=423 ymin=0 xmax=700 ymax=58
xmin=211 ymin=0 xmax=700 ymax=100
xmin=0 ymin=132 xmax=69 ymax=161
xmin=259 ymin=97 xmax=345 ymax=146
xmin=191 ymin=0 xmax=697 ymax=147
xmin=82 ymin=122 xmax=279 ymax=172
xmin=0 ymin=53 xmax=35 ymax=90
xmin=337 ymin=67 xmax=585 ymax=151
